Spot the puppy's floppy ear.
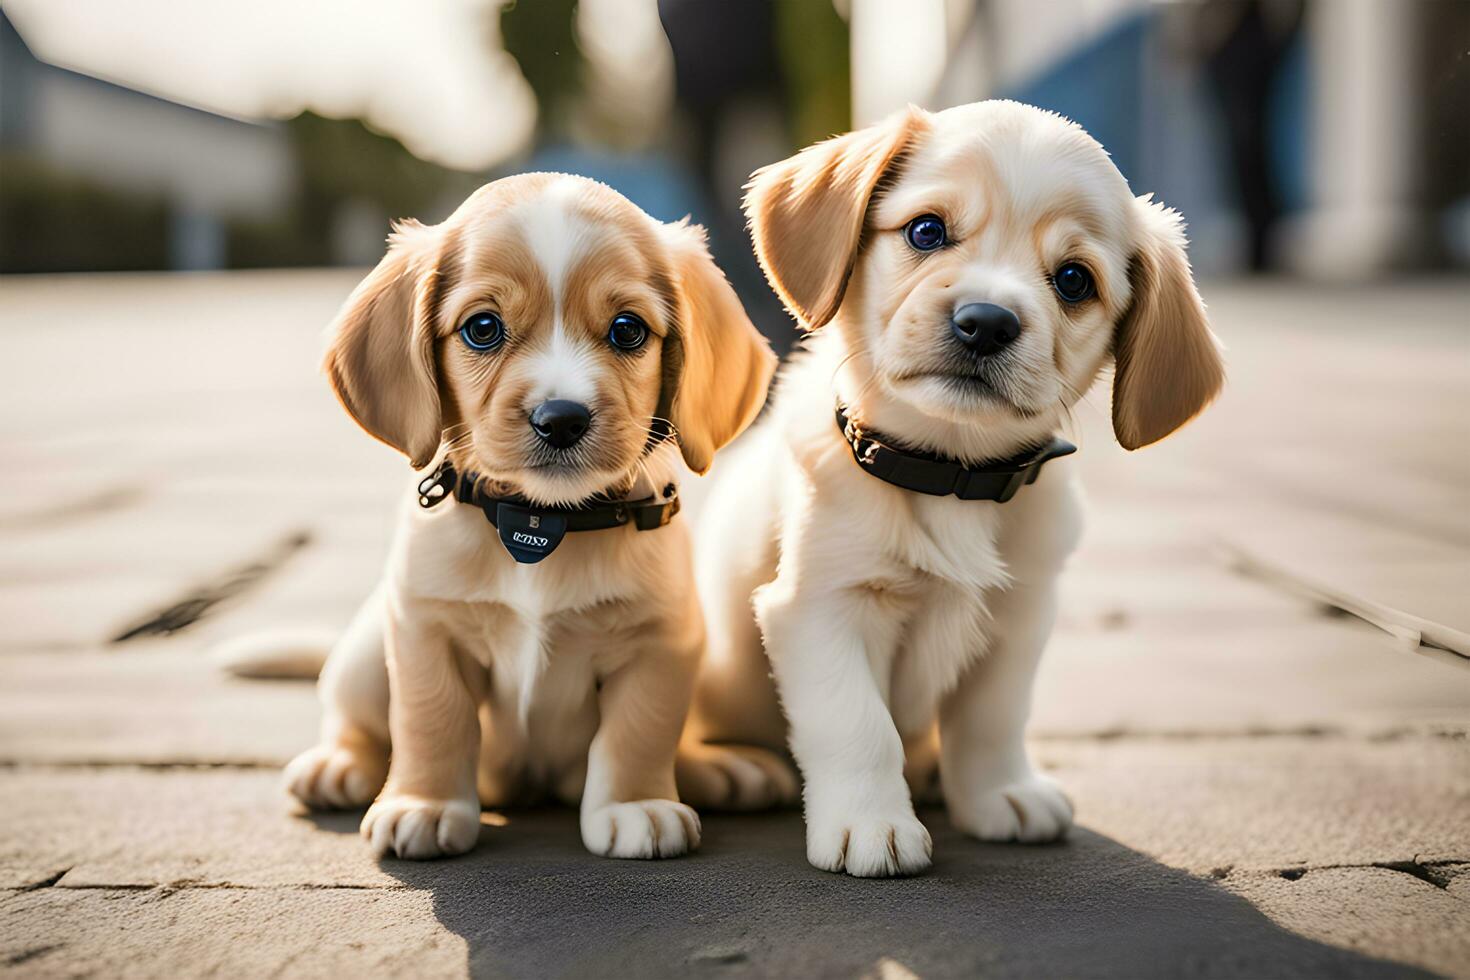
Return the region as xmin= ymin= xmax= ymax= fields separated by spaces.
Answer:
xmin=659 ymin=221 xmax=777 ymax=474
xmin=744 ymin=106 xmax=928 ymax=329
xmin=1111 ymin=198 xmax=1225 ymax=450
xmin=323 ymin=220 xmax=447 ymax=468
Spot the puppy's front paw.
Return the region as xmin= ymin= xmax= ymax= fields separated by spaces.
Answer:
xmin=950 ymin=774 xmax=1073 ymax=843
xmin=360 ymin=795 xmax=481 ymax=860
xmin=677 ymin=743 xmax=800 ymax=811
xmin=806 ymin=808 xmax=932 ymax=878
xmin=582 ymin=800 xmax=701 ymax=859
xmin=284 ymin=742 xmax=387 ymax=810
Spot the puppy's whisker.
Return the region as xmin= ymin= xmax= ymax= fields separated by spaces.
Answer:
xmin=1054 ymin=379 xmax=1091 ymax=437
xmin=630 ymin=456 xmax=655 ymax=495
xmin=846 ymin=367 xmax=886 ymax=412
xmin=442 ymin=428 xmax=475 ymax=445
xmin=441 ymin=432 xmax=477 ymax=456
xmin=831 ymin=350 xmax=862 ymax=385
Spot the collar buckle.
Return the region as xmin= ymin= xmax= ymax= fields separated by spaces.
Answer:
xmin=417 ymin=461 xmax=456 ymax=508
xmin=842 ymin=416 xmax=881 ymax=466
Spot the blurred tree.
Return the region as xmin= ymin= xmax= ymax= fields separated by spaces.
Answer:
xmin=227 ymin=112 xmax=476 ymax=268
xmin=290 ymin=112 xmax=466 ymax=219
xmin=0 ymin=153 xmax=169 ymax=272
xmin=774 ymin=0 xmax=850 ymax=145
xmin=500 ymin=0 xmax=585 ymax=139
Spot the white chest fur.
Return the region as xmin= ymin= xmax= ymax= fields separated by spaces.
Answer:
xmin=384 ymin=453 xmax=693 ymax=729
xmin=773 ymin=375 xmax=1084 ymax=736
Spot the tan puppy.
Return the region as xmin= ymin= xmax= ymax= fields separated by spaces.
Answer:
xmin=680 ymin=101 xmax=1224 ymax=876
xmin=283 ymin=174 xmax=774 ymax=861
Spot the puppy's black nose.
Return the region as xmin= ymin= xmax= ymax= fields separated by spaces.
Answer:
xmin=951 ymin=303 xmax=1021 ymax=356
xmin=529 ymin=400 xmax=591 ymax=449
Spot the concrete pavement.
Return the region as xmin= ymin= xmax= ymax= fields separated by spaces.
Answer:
xmin=0 ymin=272 xmax=1467 ymax=978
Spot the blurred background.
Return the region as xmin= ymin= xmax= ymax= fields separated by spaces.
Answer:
xmin=3 ymin=0 xmax=1467 ymax=347
xmin=2 ymin=4 xmax=1469 ymax=976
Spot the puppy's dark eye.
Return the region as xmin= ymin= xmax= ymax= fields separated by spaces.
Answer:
xmin=904 ymin=215 xmax=947 ymax=252
xmin=608 ymin=313 xmax=648 ymax=351
xmin=459 ymin=312 xmax=505 ymax=352
xmin=1052 ymin=263 xmax=1094 ymax=303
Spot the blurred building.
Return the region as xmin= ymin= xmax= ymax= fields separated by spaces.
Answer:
xmin=861 ymin=0 xmax=1470 ymax=278
xmin=0 ymin=10 xmax=293 ymax=271
xmin=1 ymin=0 xmax=1464 ymax=282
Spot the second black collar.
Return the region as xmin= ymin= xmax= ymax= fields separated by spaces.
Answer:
xmin=835 ymin=403 xmax=1076 ymax=503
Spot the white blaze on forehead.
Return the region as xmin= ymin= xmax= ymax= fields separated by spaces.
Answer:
xmin=515 ymin=177 xmax=595 ymax=307
xmin=515 ymin=178 xmax=605 ymax=405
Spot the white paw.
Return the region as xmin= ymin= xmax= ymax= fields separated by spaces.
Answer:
xmin=581 ymin=800 xmax=701 ymax=859
xmin=360 ymin=795 xmax=481 ymax=860
xmin=805 ymin=808 xmax=932 ymax=878
xmin=951 ymin=774 xmax=1074 ymax=843
xmin=284 ymin=743 xmax=386 ymax=810
xmin=677 ymin=744 xmax=800 ymax=811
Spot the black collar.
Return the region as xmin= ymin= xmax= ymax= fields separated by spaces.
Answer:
xmin=415 ymin=460 xmax=680 ymax=564
xmin=835 ymin=403 xmax=1075 ymax=502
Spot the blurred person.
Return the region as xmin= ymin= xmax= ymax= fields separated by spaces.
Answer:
xmin=658 ymin=0 xmax=851 ymax=352
xmin=1193 ymin=0 xmax=1306 ymax=271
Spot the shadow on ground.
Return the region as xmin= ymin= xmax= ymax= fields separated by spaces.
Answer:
xmin=310 ymin=808 xmax=1432 ymax=980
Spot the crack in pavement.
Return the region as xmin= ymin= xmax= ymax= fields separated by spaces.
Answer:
xmin=0 ymin=759 xmax=283 ymax=771
xmin=1370 ymin=860 xmax=1460 ymax=890
xmin=3 ymin=943 xmax=66 ymax=968
xmin=4 ymin=879 xmax=407 ymax=894
xmin=1224 ymin=859 xmax=1470 ymax=890
xmin=0 ymin=726 xmax=1463 ymax=775
xmin=1032 ymin=726 xmax=1468 ymax=743
xmin=0 ymin=484 xmax=145 ymax=532
xmin=109 ymin=530 xmax=312 ymax=643
xmin=15 ymin=868 xmax=71 ymax=891
xmin=10 ymin=866 xmax=1467 ymax=899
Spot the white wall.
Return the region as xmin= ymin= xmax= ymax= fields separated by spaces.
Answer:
xmin=34 ymin=70 xmax=293 ymax=218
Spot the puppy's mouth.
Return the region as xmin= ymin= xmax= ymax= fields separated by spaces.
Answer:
xmin=902 ymin=371 xmax=996 ymax=392
xmin=522 ymin=439 xmax=630 ymax=475
xmin=524 ymin=456 xmax=592 ymax=472
xmin=489 ymin=442 xmax=644 ymax=506
xmin=890 ymin=369 xmax=1039 ymax=417
xmin=456 ymin=418 xmax=652 ymax=505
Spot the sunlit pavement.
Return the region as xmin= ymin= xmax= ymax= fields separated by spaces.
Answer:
xmin=1 ymin=272 xmax=1467 ymax=979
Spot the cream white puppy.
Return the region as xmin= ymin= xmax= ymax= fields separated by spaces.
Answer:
xmin=274 ymin=174 xmax=774 ymax=861
xmin=679 ymin=101 xmax=1224 ymax=877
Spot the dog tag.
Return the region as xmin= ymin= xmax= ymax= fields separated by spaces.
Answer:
xmin=494 ymin=503 xmax=567 ymax=564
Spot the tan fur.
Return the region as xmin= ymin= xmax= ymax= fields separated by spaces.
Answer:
xmin=1111 ymin=198 xmax=1225 ymax=449
xmin=661 ymin=221 xmax=779 ymax=474
xmin=680 ymin=101 xmax=1225 ymax=877
xmin=281 ymin=174 xmax=775 ymax=862
xmin=744 ymin=107 xmax=929 ymax=329
xmin=323 ymin=221 xmax=447 ymax=468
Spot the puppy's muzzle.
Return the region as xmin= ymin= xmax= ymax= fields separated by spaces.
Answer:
xmin=951 ymin=303 xmax=1020 ymax=357
xmin=530 ymin=399 xmax=591 ymax=449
